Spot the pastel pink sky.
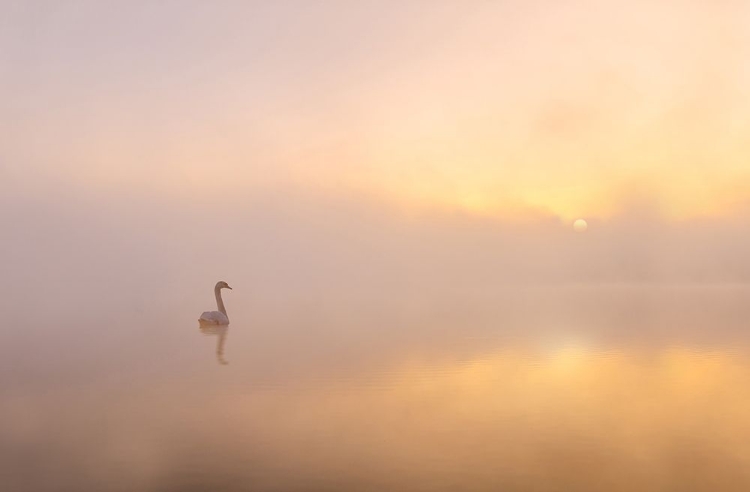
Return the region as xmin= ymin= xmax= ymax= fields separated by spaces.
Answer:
xmin=3 ymin=0 xmax=750 ymax=220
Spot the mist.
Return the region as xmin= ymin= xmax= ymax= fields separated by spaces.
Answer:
xmin=4 ymin=185 xmax=750 ymax=317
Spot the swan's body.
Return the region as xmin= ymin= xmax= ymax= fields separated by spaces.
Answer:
xmin=199 ymin=281 xmax=232 ymax=325
xmin=199 ymin=310 xmax=229 ymax=325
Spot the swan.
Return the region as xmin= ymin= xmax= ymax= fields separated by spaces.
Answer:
xmin=199 ymin=281 xmax=232 ymax=325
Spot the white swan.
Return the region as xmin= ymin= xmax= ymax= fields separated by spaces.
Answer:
xmin=199 ymin=281 xmax=232 ymax=325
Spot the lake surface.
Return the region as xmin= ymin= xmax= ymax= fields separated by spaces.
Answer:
xmin=2 ymin=285 xmax=750 ymax=491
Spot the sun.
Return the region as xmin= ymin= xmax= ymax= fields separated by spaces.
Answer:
xmin=573 ymin=219 xmax=588 ymax=233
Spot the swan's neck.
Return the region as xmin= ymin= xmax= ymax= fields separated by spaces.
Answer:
xmin=215 ymin=287 xmax=227 ymax=317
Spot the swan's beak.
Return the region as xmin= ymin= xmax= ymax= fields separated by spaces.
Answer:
xmin=227 ymin=285 xmax=233 ymax=290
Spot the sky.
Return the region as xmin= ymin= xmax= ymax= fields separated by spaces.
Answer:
xmin=3 ymin=0 xmax=750 ymax=222
xmin=3 ymin=0 xmax=750 ymax=303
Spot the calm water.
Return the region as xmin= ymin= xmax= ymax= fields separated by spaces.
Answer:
xmin=2 ymin=285 xmax=750 ymax=491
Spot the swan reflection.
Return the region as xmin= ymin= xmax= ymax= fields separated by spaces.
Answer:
xmin=199 ymin=325 xmax=229 ymax=365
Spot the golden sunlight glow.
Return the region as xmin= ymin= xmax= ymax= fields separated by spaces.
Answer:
xmin=181 ymin=346 xmax=750 ymax=486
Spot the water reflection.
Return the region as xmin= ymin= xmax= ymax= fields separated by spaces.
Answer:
xmin=200 ymin=325 xmax=229 ymax=365
xmin=4 ymin=287 xmax=750 ymax=490
xmin=5 ymin=345 xmax=750 ymax=491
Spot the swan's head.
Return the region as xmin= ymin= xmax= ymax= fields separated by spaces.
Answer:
xmin=216 ymin=281 xmax=232 ymax=290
